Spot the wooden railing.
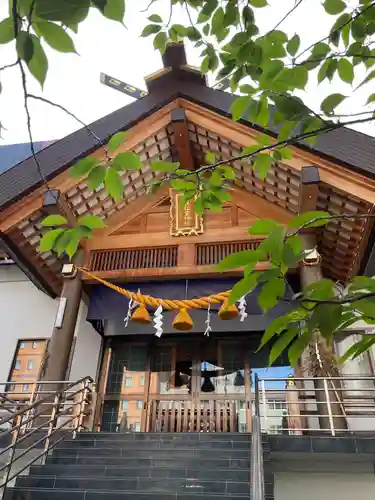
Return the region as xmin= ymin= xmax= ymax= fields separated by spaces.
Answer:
xmin=148 ymin=398 xmax=246 ymax=433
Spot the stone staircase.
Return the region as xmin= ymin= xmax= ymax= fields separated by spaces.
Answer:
xmin=4 ymin=432 xmax=274 ymax=500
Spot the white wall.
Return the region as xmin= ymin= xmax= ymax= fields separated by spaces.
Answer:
xmin=275 ymin=471 xmax=375 ymax=500
xmin=0 ymin=265 xmax=101 ymax=384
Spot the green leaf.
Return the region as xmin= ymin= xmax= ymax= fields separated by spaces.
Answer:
xmin=229 ymin=273 xmax=259 ymax=304
xmin=194 ymin=195 xmax=205 ymax=216
xmin=273 ymin=95 xmax=309 ymax=121
xmin=36 ymin=0 xmax=90 ymax=23
xmin=0 ymin=17 xmax=16 ymax=44
xmin=323 ymin=0 xmax=346 ymax=15
xmin=259 ymin=316 xmax=288 ymax=350
xmin=94 ymin=0 xmax=125 ymax=22
xmin=218 ymin=166 xmax=235 ymax=179
xmin=141 ymin=24 xmax=162 ymax=37
xmin=151 ymin=161 xmax=179 ymax=172
xmin=171 ymin=179 xmax=197 ymax=191
xmin=217 ymin=249 xmax=264 ymax=271
xmin=153 ymin=31 xmax=168 ymax=54
xmin=78 ymin=215 xmax=106 ymax=229
xmin=321 ymin=93 xmax=346 ymax=114
xmin=310 ymin=303 xmax=343 ymax=339
xmin=339 ymin=336 xmax=375 ymax=363
xmin=41 ymin=215 xmax=68 ymax=227
xmin=288 ymin=211 xmax=331 ymax=229
xmin=107 ymin=131 xmax=127 ymax=153
xmin=318 ymin=59 xmax=337 ymax=83
xmin=354 ymin=297 xmax=375 ymax=318
xmin=349 ymin=276 xmax=375 ymax=292
xmin=338 ymin=58 xmax=354 ymax=83
xmin=27 ymin=35 xmax=48 ymax=87
xmin=87 ymin=165 xmax=106 ymax=190
xmin=304 ymin=279 xmax=335 ymax=300
xmin=248 ymin=219 xmax=280 ymax=235
xmin=35 ymin=21 xmax=76 ymax=53
xmin=269 ymin=326 xmax=299 ymax=366
xmin=148 ymin=14 xmax=163 ymax=23
xmin=288 ymin=330 xmax=311 ymax=366
xmin=64 ymin=228 xmax=82 ymax=259
xmin=366 ymin=93 xmax=375 ymax=105
xmin=253 ymin=154 xmax=272 ymax=180
xmin=70 ymin=157 xmax=99 ymax=178
xmin=111 ymin=151 xmax=142 ymax=170
xmin=211 ymin=7 xmax=225 ymax=35
xmin=287 ymin=34 xmax=300 ymax=56
xmin=357 ymin=69 xmax=375 ymax=89
xmin=16 ymin=32 xmax=34 ymax=63
xmin=351 ymin=17 xmax=366 ymax=41
xmin=249 ymin=0 xmax=267 ymax=7
xmin=39 ymin=228 xmax=65 ymax=253
xmin=259 ymin=278 xmax=285 ymax=312
xmin=230 ymin=96 xmax=249 ymax=121
xmin=106 ymin=167 xmax=123 ymax=201
xmin=186 ymin=26 xmax=201 ymax=41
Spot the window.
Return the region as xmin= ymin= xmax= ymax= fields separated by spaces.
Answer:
xmin=14 ymin=360 xmax=21 ymax=370
xmin=19 ymin=342 xmax=25 ymax=349
xmin=27 ymin=360 xmax=34 ymax=370
xmin=122 ymin=401 xmax=128 ymax=410
xmin=268 ymin=400 xmax=287 ymax=411
xmin=7 ymin=383 xmax=15 ymax=392
xmin=32 ymin=342 xmax=38 ymax=349
xmin=23 ymin=384 xmax=29 ymax=393
xmin=140 ymin=376 xmax=145 ymax=387
xmin=135 ymin=423 xmax=141 ymax=432
xmin=269 ymin=424 xmax=283 ymax=434
xmin=125 ymin=377 xmax=132 ymax=388
xmin=137 ymin=400 xmax=143 ymax=409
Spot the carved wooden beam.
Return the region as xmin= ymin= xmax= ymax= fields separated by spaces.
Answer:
xmin=171 ymin=108 xmax=196 ymax=170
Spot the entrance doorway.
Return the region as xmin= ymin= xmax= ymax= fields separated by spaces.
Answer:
xmin=100 ymin=337 xmax=252 ymax=433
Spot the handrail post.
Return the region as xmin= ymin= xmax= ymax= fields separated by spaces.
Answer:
xmin=251 ymin=374 xmax=265 ymax=500
xmin=74 ymin=379 xmax=90 ymax=439
xmin=42 ymin=392 xmax=61 ymax=464
xmin=323 ymin=378 xmax=335 ymax=436
xmin=2 ymin=413 xmax=22 ymax=493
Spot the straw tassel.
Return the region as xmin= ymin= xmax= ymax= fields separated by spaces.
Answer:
xmin=218 ymin=299 xmax=240 ymax=320
xmin=172 ymin=308 xmax=194 ymax=331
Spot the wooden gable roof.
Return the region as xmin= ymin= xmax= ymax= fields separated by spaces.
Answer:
xmin=1 ymin=43 xmax=375 ymax=296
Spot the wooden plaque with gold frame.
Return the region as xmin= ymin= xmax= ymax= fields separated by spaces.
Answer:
xmin=169 ymin=189 xmax=204 ymax=236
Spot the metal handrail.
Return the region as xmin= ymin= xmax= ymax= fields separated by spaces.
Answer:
xmin=258 ymin=374 xmax=375 ymax=436
xmin=0 ymin=376 xmax=93 ymax=497
xmin=251 ymin=374 xmax=265 ymax=500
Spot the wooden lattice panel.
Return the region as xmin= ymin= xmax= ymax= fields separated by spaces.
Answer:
xmin=196 ymin=241 xmax=262 ymax=266
xmin=317 ymin=184 xmax=372 ymax=280
xmin=65 ymin=126 xmax=174 ymax=221
xmin=89 ymin=246 xmax=178 ymax=272
xmin=187 ymin=122 xmax=301 ymax=214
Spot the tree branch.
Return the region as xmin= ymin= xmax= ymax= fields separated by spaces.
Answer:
xmin=27 ymin=94 xmax=111 ymax=162
xmin=265 ymin=0 xmax=304 ymax=38
xmin=295 ymin=2 xmax=375 ymax=62
xmin=167 ymin=114 xmax=375 ymax=180
xmin=0 ymin=61 xmax=18 ymax=72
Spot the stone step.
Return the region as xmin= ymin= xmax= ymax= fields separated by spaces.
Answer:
xmin=4 ymin=488 xmax=253 ymax=500
xmin=76 ymin=432 xmax=252 ymax=442
xmin=57 ymin=439 xmax=251 ymax=450
xmin=51 ymin=447 xmax=250 ymax=459
xmin=30 ymin=464 xmax=251 ymax=482
xmin=15 ymin=475 xmax=254 ymax=495
xmin=46 ymin=455 xmax=251 ymax=469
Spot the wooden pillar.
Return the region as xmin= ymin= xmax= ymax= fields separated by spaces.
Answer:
xmin=299 ymin=167 xmax=347 ymax=433
xmin=42 ymin=250 xmax=84 ymax=384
